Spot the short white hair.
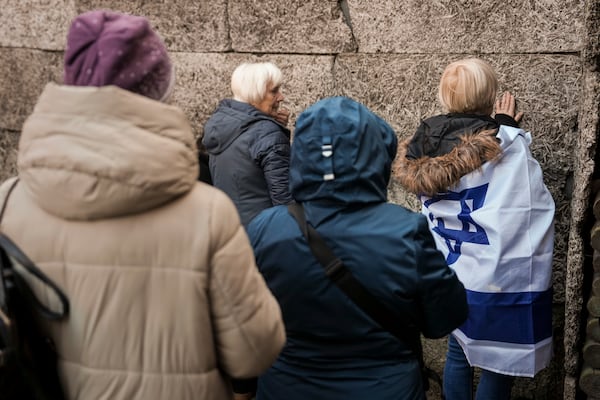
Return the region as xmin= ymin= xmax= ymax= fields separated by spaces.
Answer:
xmin=231 ymin=62 xmax=282 ymax=105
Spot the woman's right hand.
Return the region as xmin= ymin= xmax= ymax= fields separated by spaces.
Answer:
xmin=495 ymin=91 xmax=524 ymax=123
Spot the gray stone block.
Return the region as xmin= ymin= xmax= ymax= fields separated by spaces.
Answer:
xmin=0 ymin=0 xmax=76 ymax=50
xmin=0 ymin=48 xmax=63 ymax=131
xmin=76 ymin=0 xmax=230 ymax=52
xmin=229 ymin=0 xmax=356 ymax=53
xmin=563 ymin=374 xmax=578 ymax=400
xmin=564 ymin=68 xmax=600 ymax=375
xmin=347 ymin=0 xmax=585 ymax=54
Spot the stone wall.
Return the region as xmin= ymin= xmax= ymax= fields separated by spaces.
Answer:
xmin=583 ymin=184 xmax=600 ymax=398
xmin=1 ymin=1 xmax=598 ymax=399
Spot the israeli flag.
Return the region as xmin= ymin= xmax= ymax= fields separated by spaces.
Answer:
xmin=421 ymin=125 xmax=555 ymax=377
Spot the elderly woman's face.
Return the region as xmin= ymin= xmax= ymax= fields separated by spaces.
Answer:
xmin=253 ymin=82 xmax=284 ymax=116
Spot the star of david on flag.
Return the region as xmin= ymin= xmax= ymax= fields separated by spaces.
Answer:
xmin=423 ymin=184 xmax=489 ymax=265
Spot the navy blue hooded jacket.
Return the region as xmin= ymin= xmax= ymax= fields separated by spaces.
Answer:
xmin=202 ymin=99 xmax=292 ymax=226
xmin=247 ymin=97 xmax=468 ymax=400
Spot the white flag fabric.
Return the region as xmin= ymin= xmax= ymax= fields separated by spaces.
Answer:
xmin=420 ymin=125 xmax=555 ymax=377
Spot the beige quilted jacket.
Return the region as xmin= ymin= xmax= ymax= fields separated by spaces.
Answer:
xmin=0 ymin=83 xmax=285 ymax=400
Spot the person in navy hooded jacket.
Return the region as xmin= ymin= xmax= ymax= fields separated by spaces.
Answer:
xmin=247 ymin=97 xmax=468 ymax=400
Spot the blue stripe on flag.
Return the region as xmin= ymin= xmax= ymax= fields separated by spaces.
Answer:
xmin=460 ymin=288 xmax=553 ymax=344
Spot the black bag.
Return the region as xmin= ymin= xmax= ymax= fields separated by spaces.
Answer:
xmin=197 ymin=151 xmax=213 ymax=185
xmin=0 ymin=181 xmax=69 ymax=400
xmin=288 ymin=203 xmax=444 ymax=398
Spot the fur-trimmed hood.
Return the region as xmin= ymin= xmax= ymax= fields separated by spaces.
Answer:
xmin=394 ymin=115 xmax=503 ymax=196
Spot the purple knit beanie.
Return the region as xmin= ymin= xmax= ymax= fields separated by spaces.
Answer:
xmin=64 ymin=10 xmax=173 ymax=101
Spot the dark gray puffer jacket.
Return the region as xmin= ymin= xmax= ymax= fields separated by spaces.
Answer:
xmin=202 ymin=99 xmax=293 ymax=226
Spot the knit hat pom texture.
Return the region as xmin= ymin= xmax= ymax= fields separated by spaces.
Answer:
xmin=64 ymin=10 xmax=172 ymax=101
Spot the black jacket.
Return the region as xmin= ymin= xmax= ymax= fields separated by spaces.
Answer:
xmin=202 ymin=99 xmax=292 ymax=226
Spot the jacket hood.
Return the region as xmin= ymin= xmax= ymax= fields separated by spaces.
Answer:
xmin=203 ymin=99 xmax=287 ymax=155
xmin=394 ymin=115 xmax=502 ymax=196
xmin=17 ymin=83 xmax=198 ymax=220
xmin=406 ymin=114 xmax=498 ymax=159
xmin=290 ymin=97 xmax=397 ymax=204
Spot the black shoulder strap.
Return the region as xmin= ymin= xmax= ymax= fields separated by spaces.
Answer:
xmin=287 ymin=202 xmax=421 ymax=354
xmin=0 ymin=178 xmax=20 ymax=224
xmin=0 ymin=178 xmax=69 ymax=319
xmin=287 ymin=202 xmax=446 ymax=397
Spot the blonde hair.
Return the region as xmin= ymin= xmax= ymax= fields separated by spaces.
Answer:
xmin=231 ymin=62 xmax=282 ymax=105
xmin=438 ymin=58 xmax=498 ymax=114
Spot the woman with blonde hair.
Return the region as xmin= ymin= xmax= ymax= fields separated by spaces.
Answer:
xmin=395 ymin=58 xmax=555 ymax=399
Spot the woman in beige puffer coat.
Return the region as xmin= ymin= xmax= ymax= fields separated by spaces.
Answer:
xmin=0 ymin=10 xmax=285 ymax=400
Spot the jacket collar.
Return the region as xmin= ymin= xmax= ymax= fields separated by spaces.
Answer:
xmin=406 ymin=114 xmax=498 ymax=159
xmin=395 ymin=126 xmax=502 ymax=196
xmin=18 ymin=83 xmax=198 ymax=220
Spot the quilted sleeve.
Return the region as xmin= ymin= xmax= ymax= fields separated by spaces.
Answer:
xmin=207 ymin=189 xmax=285 ymax=378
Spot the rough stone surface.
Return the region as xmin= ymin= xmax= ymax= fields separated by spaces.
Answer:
xmin=563 ymin=68 xmax=600 ymax=378
xmin=421 ymin=337 xmax=447 ymax=399
xmin=0 ymin=0 xmax=76 ymax=50
xmin=0 ymin=48 xmax=63 ymax=131
xmin=0 ymin=129 xmax=19 ymax=183
xmin=229 ymin=0 xmax=356 ymax=53
xmin=76 ymin=0 xmax=230 ymax=52
xmin=169 ymin=52 xmax=235 ymax=140
xmin=0 ymin=2 xmax=597 ymax=399
xmin=347 ymin=0 xmax=586 ymax=54
xmin=563 ymin=374 xmax=578 ymax=400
